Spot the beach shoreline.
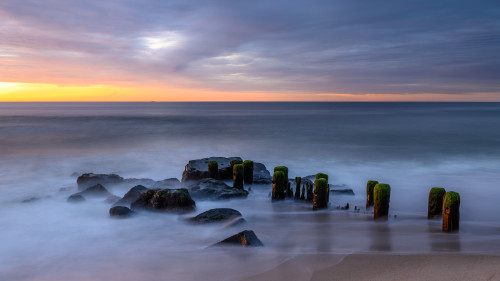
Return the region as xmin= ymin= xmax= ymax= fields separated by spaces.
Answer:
xmin=240 ymin=253 xmax=500 ymax=281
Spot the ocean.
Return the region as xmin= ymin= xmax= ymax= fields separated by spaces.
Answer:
xmin=1 ymin=102 xmax=500 ymax=280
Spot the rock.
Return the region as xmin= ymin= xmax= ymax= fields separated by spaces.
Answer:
xmin=331 ymin=189 xmax=355 ymax=195
xmin=182 ymin=157 xmax=242 ymax=183
xmin=77 ymin=184 xmax=112 ymax=198
xmin=190 ymin=208 xmax=242 ymax=223
xmin=123 ymin=178 xmax=156 ymax=187
xmin=188 ymin=178 xmax=249 ymax=200
xmin=77 ymin=173 xmax=124 ymax=190
xmin=113 ymin=185 xmax=149 ymax=207
xmin=253 ymin=162 xmax=272 ymax=184
xmin=151 ymin=178 xmax=181 ymax=189
xmin=105 ymin=195 xmax=121 ymax=204
xmin=181 ymin=157 xmax=272 ymax=184
xmin=131 ymin=188 xmax=195 ymax=212
xmin=213 ymin=230 xmax=264 ymax=247
xmin=109 ymin=206 xmax=133 ymax=218
xmin=67 ymin=194 xmax=85 ymax=202
xmin=21 ymin=197 xmax=39 ymax=203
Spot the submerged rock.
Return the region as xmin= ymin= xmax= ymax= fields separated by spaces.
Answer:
xmin=131 ymin=188 xmax=195 ymax=212
xmin=77 ymin=173 xmax=124 ymax=190
xmin=152 ymin=178 xmax=181 ymax=189
xmin=113 ymin=185 xmax=149 ymax=207
xmin=213 ymin=230 xmax=264 ymax=247
xmin=109 ymin=206 xmax=133 ymax=218
xmin=105 ymin=195 xmax=121 ymax=204
xmin=188 ymin=178 xmax=249 ymax=200
xmin=67 ymin=194 xmax=85 ymax=202
xmin=182 ymin=157 xmax=272 ymax=184
xmin=190 ymin=208 xmax=242 ymax=223
xmin=21 ymin=197 xmax=40 ymax=203
xmin=331 ymin=189 xmax=355 ymax=195
xmin=68 ymin=183 xmax=113 ymax=202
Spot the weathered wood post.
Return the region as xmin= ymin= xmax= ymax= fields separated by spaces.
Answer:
xmin=374 ymin=183 xmax=391 ymax=220
xmin=366 ymin=180 xmax=378 ymax=208
xmin=233 ymin=164 xmax=244 ymax=189
xmin=294 ymin=177 xmax=301 ymax=200
xmin=316 ymin=173 xmax=329 ymax=202
xmin=313 ymin=178 xmax=328 ymax=210
xmin=428 ymin=187 xmax=446 ymax=219
xmin=442 ymin=191 xmax=460 ymax=232
xmin=272 ymin=171 xmax=286 ymax=201
xmin=300 ymin=184 xmax=305 ymax=200
xmin=306 ymin=183 xmax=313 ymax=202
xmin=208 ymin=161 xmax=218 ymax=179
xmin=243 ymin=160 xmax=254 ymax=185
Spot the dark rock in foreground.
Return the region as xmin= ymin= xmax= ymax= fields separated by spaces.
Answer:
xmin=182 ymin=157 xmax=272 ymax=184
xmin=77 ymin=173 xmax=124 ymax=190
xmin=113 ymin=185 xmax=149 ymax=207
xmin=131 ymin=188 xmax=195 ymax=212
xmin=109 ymin=206 xmax=133 ymax=218
xmin=213 ymin=230 xmax=263 ymax=247
xmin=188 ymin=178 xmax=249 ymax=200
xmin=190 ymin=208 xmax=242 ymax=223
xmin=67 ymin=194 xmax=85 ymax=202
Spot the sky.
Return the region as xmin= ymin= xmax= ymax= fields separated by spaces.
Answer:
xmin=0 ymin=0 xmax=499 ymax=101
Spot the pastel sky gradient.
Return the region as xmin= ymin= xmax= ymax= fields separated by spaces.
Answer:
xmin=1 ymin=0 xmax=499 ymax=101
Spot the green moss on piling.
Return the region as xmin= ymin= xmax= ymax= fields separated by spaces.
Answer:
xmin=444 ymin=191 xmax=460 ymax=209
xmin=243 ymin=160 xmax=254 ymax=184
xmin=274 ymin=166 xmax=288 ymax=181
xmin=208 ymin=161 xmax=218 ymax=179
xmin=315 ymin=173 xmax=328 ymax=181
xmin=374 ymin=183 xmax=391 ymax=206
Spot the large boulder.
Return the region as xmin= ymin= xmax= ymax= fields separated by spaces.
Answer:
xmin=213 ymin=230 xmax=264 ymax=247
xmin=188 ymin=178 xmax=249 ymax=200
xmin=67 ymin=194 xmax=85 ymax=203
xmin=182 ymin=157 xmax=242 ymax=182
xmin=190 ymin=208 xmax=242 ymax=223
xmin=131 ymin=188 xmax=196 ymax=212
xmin=253 ymin=162 xmax=272 ymax=184
xmin=109 ymin=206 xmax=133 ymax=218
xmin=77 ymin=173 xmax=124 ymax=190
xmin=113 ymin=185 xmax=149 ymax=207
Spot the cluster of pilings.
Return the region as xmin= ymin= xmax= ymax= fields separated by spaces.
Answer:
xmin=271 ymin=166 xmax=329 ymax=211
xmin=207 ymin=159 xmax=254 ymax=190
xmin=365 ymin=180 xmax=461 ymax=232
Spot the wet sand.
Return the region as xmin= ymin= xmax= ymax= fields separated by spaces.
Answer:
xmin=241 ymin=254 xmax=500 ymax=281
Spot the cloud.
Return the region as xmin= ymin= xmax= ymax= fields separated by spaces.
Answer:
xmin=0 ymin=0 xmax=499 ymax=96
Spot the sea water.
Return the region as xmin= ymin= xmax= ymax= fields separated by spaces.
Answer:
xmin=1 ymin=102 xmax=500 ymax=280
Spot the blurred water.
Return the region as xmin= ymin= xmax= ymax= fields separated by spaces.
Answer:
xmin=0 ymin=102 xmax=500 ymax=280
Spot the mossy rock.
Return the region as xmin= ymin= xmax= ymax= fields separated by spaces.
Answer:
xmin=274 ymin=166 xmax=288 ymax=181
xmin=131 ymin=188 xmax=195 ymax=212
xmin=243 ymin=160 xmax=254 ymax=184
xmin=272 ymin=171 xmax=286 ymax=200
xmin=208 ymin=161 xmax=219 ymax=179
xmin=315 ymin=173 xmax=328 ymax=181
xmin=428 ymin=187 xmax=446 ymax=219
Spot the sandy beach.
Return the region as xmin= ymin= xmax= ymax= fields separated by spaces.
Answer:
xmin=241 ymin=254 xmax=500 ymax=281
